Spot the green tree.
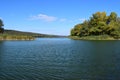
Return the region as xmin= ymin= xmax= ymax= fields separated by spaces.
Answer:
xmin=89 ymin=12 xmax=107 ymax=26
xmin=89 ymin=12 xmax=107 ymax=35
xmin=0 ymin=19 xmax=4 ymax=33
xmin=70 ymin=12 xmax=120 ymax=38
xmin=71 ymin=24 xmax=82 ymax=36
xmin=107 ymin=12 xmax=117 ymax=24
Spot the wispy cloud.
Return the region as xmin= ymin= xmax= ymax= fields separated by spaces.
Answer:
xmin=29 ymin=14 xmax=86 ymax=23
xmin=78 ymin=18 xmax=86 ymax=22
xmin=59 ymin=18 xmax=67 ymax=22
xmin=30 ymin=14 xmax=57 ymax=22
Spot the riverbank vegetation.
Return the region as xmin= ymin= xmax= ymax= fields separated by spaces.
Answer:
xmin=0 ymin=19 xmax=65 ymax=40
xmin=70 ymin=12 xmax=120 ymax=40
xmin=0 ymin=29 xmax=65 ymax=40
xmin=0 ymin=34 xmax=34 ymax=40
xmin=0 ymin=30 xmax=35 ymax=40
xmin=0 ymin=19 xmax=34 ymax=40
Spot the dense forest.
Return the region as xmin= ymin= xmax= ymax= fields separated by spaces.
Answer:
xmin=71 ymin=12 xmax=120 ymax=39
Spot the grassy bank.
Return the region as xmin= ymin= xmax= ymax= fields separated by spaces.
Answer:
xmin=0 ymin=34 xmax=35 ymax=40
xmin=69 ymin=35 xmax=119 ymax=40
xmin=0 ymin=29 xmax=66 ymax=40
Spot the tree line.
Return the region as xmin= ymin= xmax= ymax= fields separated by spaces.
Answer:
xmin=71 ymin=12 xmax=120 ymax=38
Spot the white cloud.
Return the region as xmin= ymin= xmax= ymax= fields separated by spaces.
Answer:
xmin=30 ymin=14 xmax=57 ymax=22
xmin=29 ymin=14 xmax=86 ymax=23
xmin=59 ymin=18 xmax=67 ymax=22
xmin=78 ymin=18 xmax=86 ymax=22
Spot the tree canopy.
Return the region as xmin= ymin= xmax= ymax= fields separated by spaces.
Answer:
xmin=71 ymin=12 xmax=120 ymax=38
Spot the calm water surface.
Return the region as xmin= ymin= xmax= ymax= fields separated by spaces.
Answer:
xmin=0 ymin=38 xmax=120 ymax=80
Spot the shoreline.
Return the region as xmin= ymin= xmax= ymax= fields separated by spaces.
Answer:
xmin=69 ymin=36 xmax=120 ymax=40
xmin=0 ymin=35 xmax=35 ymax=41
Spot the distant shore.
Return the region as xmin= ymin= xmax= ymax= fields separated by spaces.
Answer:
xmin=0 ymin=29 xmax=66 ymax=40
xmin=0 ymin=35 xmax=35 ymax=40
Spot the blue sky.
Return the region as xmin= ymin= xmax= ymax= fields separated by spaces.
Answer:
xmin=0 ymin=0 xmax=120 ymax=35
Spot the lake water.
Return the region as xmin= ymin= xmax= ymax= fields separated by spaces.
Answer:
xmin=0 ymin=38 xmax=120 ymax=80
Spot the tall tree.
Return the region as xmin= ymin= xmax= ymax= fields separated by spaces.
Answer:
xmin=71 ymin=24 xmax=82 ymax=36
xmin=0 ymin=19 xmax=4 ymax=33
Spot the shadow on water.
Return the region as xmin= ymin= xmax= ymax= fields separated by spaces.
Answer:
xmin=77 ymin=40 xmax=120 ymax=80
xmin=61 ymin=40 xmax=120 ymax=79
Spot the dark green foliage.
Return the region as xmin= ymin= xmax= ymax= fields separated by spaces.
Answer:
xmin=71 ymin=12 xmax=120 ymax=38
xmin=0 ymin=19 xmax=4 ymax=33
xmin=0 ymin=28 xmax=4 ymax=33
